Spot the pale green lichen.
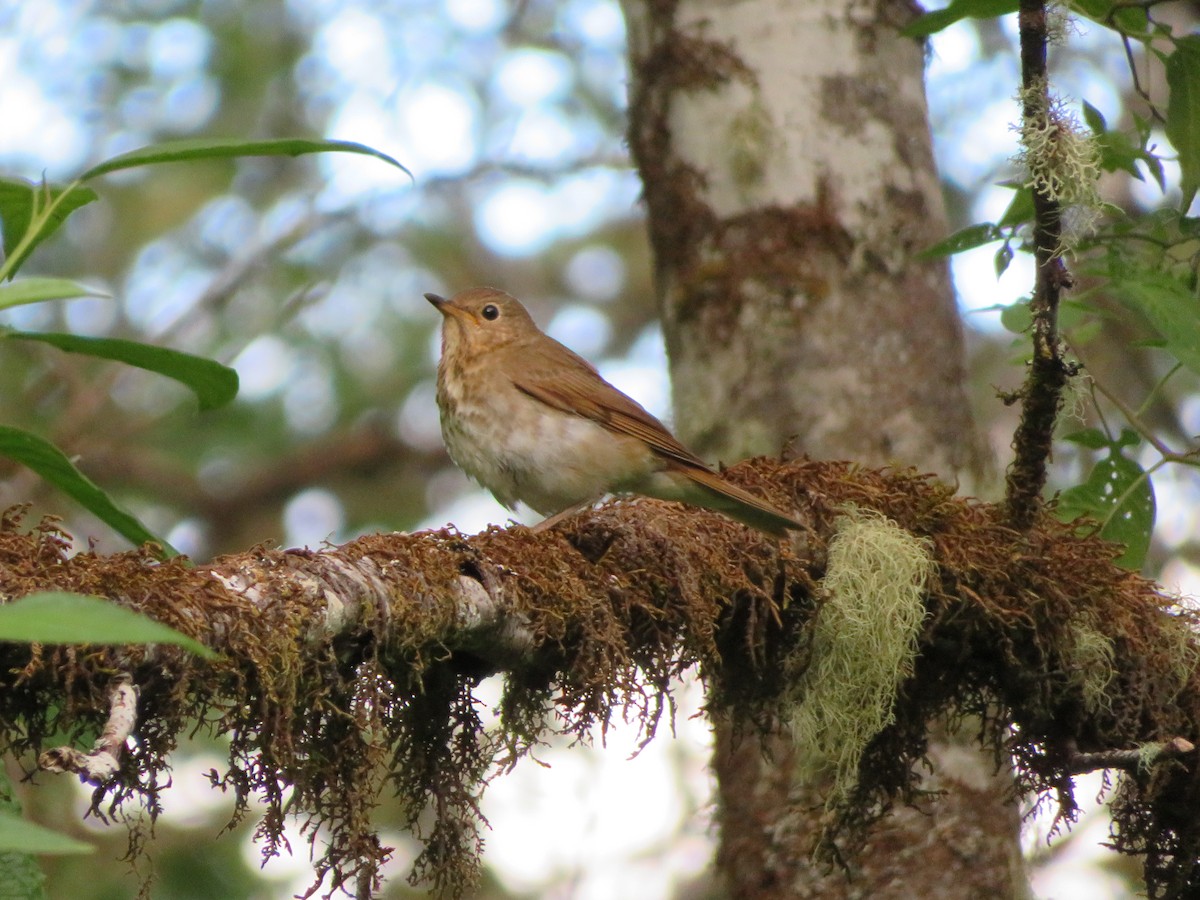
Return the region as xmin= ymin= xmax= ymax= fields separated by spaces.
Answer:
xmin=785 ymin=507 xmax=934 ymax=807
xmin=1045 ymin=3 xmax=1081 ymax=44
xmin=1060 ymin=371 xmax=1092 ymax=426
xmin=1136 ymin=741 xmax=1163 ymax=773
xmin=1014 ymin=82 xmax=1103 ymax=251
xmin=1156 ymin=602 xmax=1200 ymax=700
xmin=1064 ymin=616 xmax=1116 ymax=716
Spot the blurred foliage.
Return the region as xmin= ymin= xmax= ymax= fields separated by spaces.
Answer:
xmin=0 ymin=0 xmax=653 ymax=562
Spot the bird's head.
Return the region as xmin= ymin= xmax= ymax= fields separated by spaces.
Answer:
xmin=425 ymin=287 xmax=539 ymax=355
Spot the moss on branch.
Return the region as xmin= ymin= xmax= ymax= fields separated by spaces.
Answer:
xmin=0 ymin=458 xmax=1196 ymax=897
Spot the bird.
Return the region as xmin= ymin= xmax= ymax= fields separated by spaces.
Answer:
xmin=426 ymin=287 xmax=802 ymax=535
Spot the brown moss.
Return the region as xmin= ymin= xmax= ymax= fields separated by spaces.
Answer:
xmin=1 ymin=458 xmax=1198 ymax=898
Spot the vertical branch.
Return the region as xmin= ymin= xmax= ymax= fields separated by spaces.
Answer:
xmin=1004 ymin=0 xmax=1075 ymax=530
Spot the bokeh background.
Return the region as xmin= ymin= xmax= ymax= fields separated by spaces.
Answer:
xmin=1 ymin=0 xmax=1196 ymax=896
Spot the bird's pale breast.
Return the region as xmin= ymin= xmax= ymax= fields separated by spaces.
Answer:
xmin=437 ymin=354 xmax=653 ymax=515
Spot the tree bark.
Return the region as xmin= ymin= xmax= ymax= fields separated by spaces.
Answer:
xmin=621 ymin=0 xmax=1020 ymax=895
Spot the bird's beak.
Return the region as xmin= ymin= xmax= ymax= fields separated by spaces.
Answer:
xmin=425 ymin=292 xmax=469 ymax=323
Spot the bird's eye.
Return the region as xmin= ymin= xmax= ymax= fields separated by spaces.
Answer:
xmin=481 ymin=304 xmax=500 ymax=320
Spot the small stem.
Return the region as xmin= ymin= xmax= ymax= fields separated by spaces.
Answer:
xmin=1073 ymin=345 xmax=1182 ymax=459
xmin=1135 ymin=363 xmax=1183 ymax=420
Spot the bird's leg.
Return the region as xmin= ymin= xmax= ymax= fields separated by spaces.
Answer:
xmin=529 ymin=498 xmax=601 ymax=533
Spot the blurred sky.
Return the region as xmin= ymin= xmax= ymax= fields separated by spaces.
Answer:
xmin=0 ymin=1 xmax=1194 ymax=897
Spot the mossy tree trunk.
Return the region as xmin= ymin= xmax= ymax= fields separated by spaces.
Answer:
xmin=621 ymin=0 xmax=1025 ymax=895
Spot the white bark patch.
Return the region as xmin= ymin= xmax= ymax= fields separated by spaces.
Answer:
xmin=667 ymin=0 xmax=930 ymax=229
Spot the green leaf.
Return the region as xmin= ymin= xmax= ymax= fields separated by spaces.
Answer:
xmin=1089 ymin=112 xmax=1155 ymax=181
xmin=918 ymin=222 xmax=1004 ymax=259
xmin=1097 ymin=131 xmax=1147 ymax=181
xmin=6 ymin=332 xmax=238 ymax=411
xmin=1114 ymin=426 xmax=1141 ymax=449
xmin=0 ymin=809 xmax=93 ymax=856
xmin=0 ymin=846 xmax=46 ymax=899
xmin=0 ymin=179 xmax=97 ymax=278
xmin=0 ymin=427 xmax=178 ymax=557
xmin=81 ymin=137 xmax=411 ymax=181
xmin=0 ymin=592 xmax=215 ymax=658
xmin=1057 ymin=450 xmax=1155 ymax=570
xmin=1166 ymin=35 xmax=1200 ymax=210
xmin=0 ymin=770 xmax=51 ymax=896
xmin=1110 ymin=273 xmax=1200 ymax=375
xmin=0 ymin=279 xmax=109 ymax=311
xmin=1082 ymin=100 xmax=1107 ymax=135
xmin=1127 ymin=114 xmax=1168 ymax=190
xmin=1063 ymin=428 xmax=1109 ymax=449
xmin=1000 ymin=301 xmax=1032 ymax=334
xmin=1058 ymin=298 xmax=1096 ymax=338
xmin=1070 ymin=0 xmax=1150 ymax=32
xmin=997 ymin=185 xmax=1036 ymax=227
xmin=902 ymin=0 xmax=1018 ymax=37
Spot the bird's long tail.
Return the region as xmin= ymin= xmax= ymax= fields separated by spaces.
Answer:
xmin=675 ymin=466 xmax=802 ymax=536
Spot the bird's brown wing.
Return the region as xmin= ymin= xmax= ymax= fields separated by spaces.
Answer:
xmin=512 ymin=342 xmax=802 ymax=534
xmin=510 ymin=345 xmax=710 ymax=471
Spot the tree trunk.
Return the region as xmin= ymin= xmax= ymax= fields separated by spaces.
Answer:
xmin=621 ymin=0 xmax=1022 ymax=895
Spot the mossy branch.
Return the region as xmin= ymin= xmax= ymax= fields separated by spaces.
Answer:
xmin=1 ymin=458 xmax=1198 ymax=898
xmin=1004 ymin=0 xmax=1078 ymax=530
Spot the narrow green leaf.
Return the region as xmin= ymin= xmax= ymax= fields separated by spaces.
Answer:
xmin=902 ymin=0 xmax=1018 ymax=37
xmin=1165 ymin=35 xmax=1200 ymax=210
xmin=0 ymin=427 xmax=178 ymax=557
xmin=7 ymin=332 xmax=238 ymax=411
xmin=0 ymin=810 xmax=93 ymax=856
xmin=1057 ymin=451 xmax=1155 ymax=570
xmin=0 ymin=179 xmax=97 ymax=278
xmin=0 ymin=592 xmax=215 ymax=658
xmin=994 ymin=242 xmax=1014 ymax=278
xmin=1145 ymin=153 xmax=1167 ymax=190
xmin=918 ymin=222 xmax=1004 ymax=259
xmin=997 ymin=186 xmax=1036 ymax=227
xmin=81 ymin=137 xmax=411 ymax=181
xmin=0 ymin=279 xmax=109 ymax=311
xmin=1081 ymin=100 xmax=1107 ymax=134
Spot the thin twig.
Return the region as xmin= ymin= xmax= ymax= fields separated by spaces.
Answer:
xmin=1109 ymin=4 xmax=1169 ymax=126
xmin=1066 ymin=737 xmax=1195 ymax=775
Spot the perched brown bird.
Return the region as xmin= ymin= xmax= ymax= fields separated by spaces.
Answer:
xmin=427 ymin=287 xmax=801 ymax=535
